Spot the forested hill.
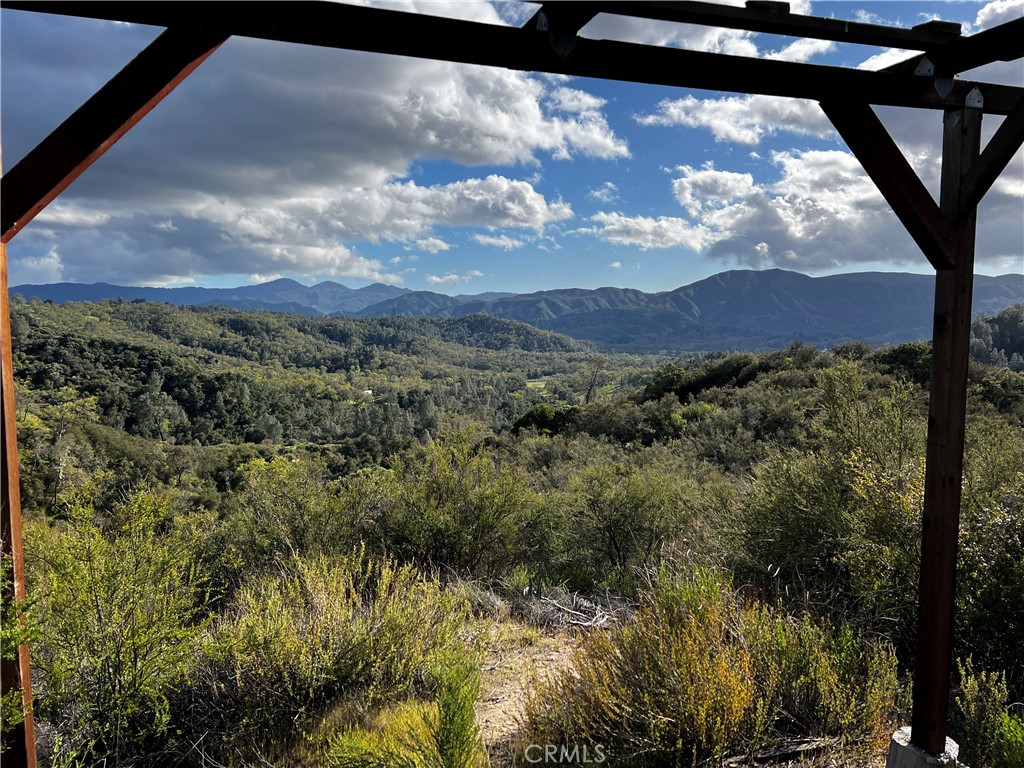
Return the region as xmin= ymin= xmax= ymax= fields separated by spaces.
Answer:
xmin=13 ymin=269 xmax=1022 ymax=352
xmin=7 ymin=298 xmax=597 ymax=462
xmin=360 ymin=270 xmax=1023 ymax=350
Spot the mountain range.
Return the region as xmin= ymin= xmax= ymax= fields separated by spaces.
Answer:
xmin=12 ymin=269 xmax=1023 ymax=352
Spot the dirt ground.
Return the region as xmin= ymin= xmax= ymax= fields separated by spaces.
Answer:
xmin=476 ymin=625 xmax=578 ymax=766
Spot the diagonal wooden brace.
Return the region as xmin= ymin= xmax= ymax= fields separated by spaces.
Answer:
xmin=0 ymin=25 xmax=229 ymax=243
xmin=821 ymin=100 xmax=958 ymax=270
xmin=960 ymin=94 xmax=1024 ymax=218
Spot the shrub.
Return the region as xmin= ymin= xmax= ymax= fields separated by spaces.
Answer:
xmin=523 ymin=566 xmax=755 ymax=766
xmin=346 ymin=437 xmax=535 ymax=578
xmin=27 ymin=491 xmax=207 ymax=765
xmin=994 ymin=711 xmax=1024 ymax=768
xmin=953 ymin=657 xmax=1008 ymax=768
xmin=523 ymin=565 xmax=899 ymax=766
xmin=329 ymin=656 xmax=484 ymax=768
xmin=178 ymin=550 xmax=472 ymax=762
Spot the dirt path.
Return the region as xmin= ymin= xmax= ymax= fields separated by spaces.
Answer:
xmin=476 ymin=626 xmax=578 ymax=766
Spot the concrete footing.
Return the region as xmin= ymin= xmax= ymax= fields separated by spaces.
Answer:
xmin=886 ymin=727 xmax=961 ymax=767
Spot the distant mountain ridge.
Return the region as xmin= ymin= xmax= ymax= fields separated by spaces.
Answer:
xmin=12 ymin=269 xmax=1023 ymax=352
xmin=9 ymin=278 xmax=412 ymax=315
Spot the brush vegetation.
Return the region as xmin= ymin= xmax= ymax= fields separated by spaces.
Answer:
xmin=4 ymin=299 xmax=1023 ymax=766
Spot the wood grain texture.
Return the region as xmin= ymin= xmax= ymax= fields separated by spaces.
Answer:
xmin=911 ymin=106 xmax=982 ymax=757
xmin=1 ymin=241 xmax=37 ymax=767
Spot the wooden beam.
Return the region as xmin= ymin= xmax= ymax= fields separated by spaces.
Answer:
xmin=597 ymin=0 xmax=963 ymax=49
xmin=820 ymin=100 xmax=957 ymax=270
xmin=4 ymin=2 xmax=1022 ymax=116
xmin=885 ymin=17 xmax=1024 ymax=77
xmin=960 ymin=95 xmax=1024 ymax=216
xmin=1 ymin=242 xmax=37 ymax=768
xmin=0 ymin=25 xmax=228 ymax=243
xmin=911 ymin=105 xmax=983 ymax=758
xmin=526 ymin=3 xmax=601 ymax=59
xmin=930 ymin=16 xmax=1024 ymax=75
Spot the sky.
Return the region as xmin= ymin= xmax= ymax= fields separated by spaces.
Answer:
xmin=2 ymin=0 xmax=1022 ymax=295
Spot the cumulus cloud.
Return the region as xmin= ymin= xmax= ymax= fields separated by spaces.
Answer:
xmin=411 ymin=237 xmax=450 ymax=253
xmin=248 ymin=273 xmax=282 ymax=283
xmin=426 ymin=270 xmax=484 ymax=284
xmin=474 ymin=234 xmax=525 ymax=250
xmin=664 ymin=152 xmax=1022 ymax=272
xmin=857 ymin=48 xmax=916 ymax=71
xmin=764 ymin=38 xmax=835 ymax=63
xmin=578 ymin=8 xmax=758 ymax=57
xmin=609 ymin=261 xmax=622 ymax=269
xmin=580 ymin=212 xmax=705 ymax=251
xmin=976 ymin=0 xmax=1023 ymax=30
xmin=34 ymin=204 xmax=113 ymax=228
xmin=2 ymin=11 xmax=617 ymax=284
xmin=635 ymin=94 xmax=832 ymax=145
xmin=9 ymin=247 xmax=64 ymax=284
xmin=587 ymin=181 xmax=620 ymax=203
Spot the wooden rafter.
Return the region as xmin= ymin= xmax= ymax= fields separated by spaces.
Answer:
xmin=595 ymin=0 xmax=964 ymax=49
xmin=885 ymin=16 xmax=1024 ymax=77
xmin=819 ymin=100 xmax=957 ymax=270
xmin=930 ymin=16 xmax=1024 ymax=74
xmin=2 ymin=2 xmax=1022 ymax=117
xmin=0 ymin=25 xmax=228 ymax=242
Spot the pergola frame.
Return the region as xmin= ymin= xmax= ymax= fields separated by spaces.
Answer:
xmin=1 ymin=2 xmax=1022 ymax=764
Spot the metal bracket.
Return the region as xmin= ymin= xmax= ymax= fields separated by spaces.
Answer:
xmin=965 ymin=87 xmax=984 ymax=109
xmin=914 ymin=57 xmax=935 ymax=77
xmin=934 ymin=78 xmax=955 ymax=98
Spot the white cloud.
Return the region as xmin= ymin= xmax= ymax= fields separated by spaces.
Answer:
xmin=857 ymin=48 xmax=916 ymax=71
xmin=411 ymin=237 xmax=451 ymax=253
xmin=764 ymin=38 xmax=835 ymax=63
xmin=474 ymin=234 xmax=525 ymax=250
xmin=976 ymin=0 xmax=1024 ymax=30
xmin=581 ymin=212 xmax=705 ymax=251
xmin=389 ymin=256 xmax=403 ymax=265
xmin=248 ymin=273 xmax=282 ymax=283
xmin=636 ymin=94 xmax=832 ymax=145
xmin=587 ymin=181 xmax=619 ymax=203
xmin=664 ymin=150 xmax=1021 ymax=271
xmin=426 ymin=270 xmax=484 ymax=284
xmin=294 ymin=175 xmax=572 ymax=242
xmin=546 ymin=87 xmax=607 ymax=114
xmin=10 ymin=247 xmax=64 ymax=284
xmin=609 ymin=261 xmax=622 ymax=269
xmin=34 ymin=204 xmax=113 ymax=228
xmin=578 ymin=9 xmax=758 ymax=57
xmin=673 ymin=163 xmax=758 ymax=217
xmin=853 ymin=9 xmax=892 ymax=25
xmin=3 ymin=15 xmax=621 ymax=285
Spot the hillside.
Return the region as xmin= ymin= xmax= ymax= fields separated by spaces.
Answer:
xmin=15 ymin=269 xmax=1022 ymax=352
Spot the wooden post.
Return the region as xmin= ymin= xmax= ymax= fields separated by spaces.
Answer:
xmin=1 ymin=241 xmax=37 ymax=767
xmin=910 ymin=104 xmax=982 ymax=756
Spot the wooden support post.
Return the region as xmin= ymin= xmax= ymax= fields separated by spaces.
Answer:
xmin=1 ymin=241 xmax=37 ymax=767
xmin=910 ymin=105 xmax=982 ymax=757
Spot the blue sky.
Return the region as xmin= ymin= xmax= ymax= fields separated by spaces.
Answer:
xmin=2 ymin=0 xmax=1022 ymax=294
